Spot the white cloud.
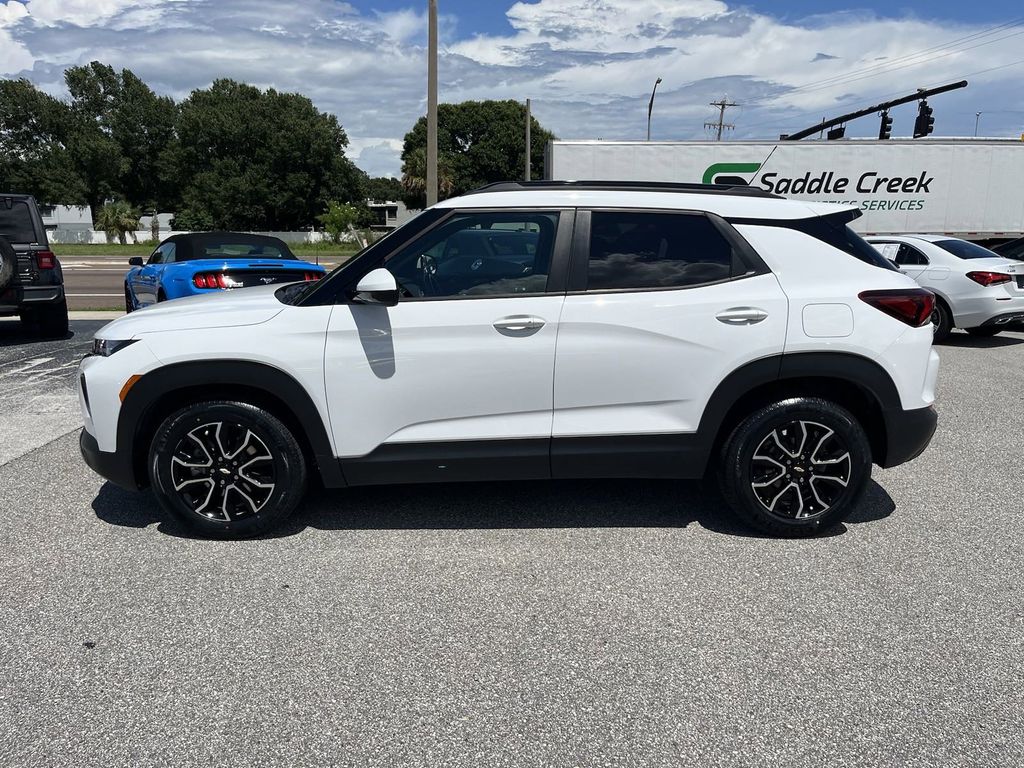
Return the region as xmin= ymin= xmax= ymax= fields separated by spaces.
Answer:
xmin=1 ymin=0 xmax=1022 ymax=176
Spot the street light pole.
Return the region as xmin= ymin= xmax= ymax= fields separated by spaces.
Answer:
xmin=646 ymin=77 xmax=662 ymax=141
xmin=426 ymin=0 xmax=438 ymax=206
xmin=975 ymin=111 xmax=982 ymax=137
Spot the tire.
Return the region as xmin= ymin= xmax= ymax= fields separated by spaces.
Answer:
xmin=124 ymin=285 xmax=135 ymax=313
xmin=148 ymin=401 xmax=308 ymax=538
xmin=156 ymin=289 xmax=166 ymax=303
xmin=930 ymin=299 xmax=953 ymax=343
xmin=718 ymin=397 xmax=873 ymax=537
xmin=965 ymin=326 xmax=1000 ymax=338
xmin=35 ymin=298 xmax=69 ymax=338
xmin=0 ymin=236 xmax=14 ymax=293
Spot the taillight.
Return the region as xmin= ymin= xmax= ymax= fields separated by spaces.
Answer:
xmin=966 ymin=271 xmax=1011 ymax=287
xmin=36 ymin=250 xmax=56 ymax=270
xmin=192 ymin=272 xmax=228 ymax=289
xmin=859 ymin=289 xmax=935 ymax=327
xmin=303 ymin=272 xmax=322 ymax=281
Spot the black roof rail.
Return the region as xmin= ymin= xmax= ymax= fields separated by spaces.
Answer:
xmin=462 ymin=180 xmax=781 ymax=199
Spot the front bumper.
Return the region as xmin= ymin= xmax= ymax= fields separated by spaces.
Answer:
xmin=80 ymin=428 xmax=142 ymax=490
xmin=880 ymin=405 xmax=938 ymax=468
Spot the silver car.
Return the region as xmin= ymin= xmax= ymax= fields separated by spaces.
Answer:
xmin=867 ymin=234 xmax=1024 ymax=341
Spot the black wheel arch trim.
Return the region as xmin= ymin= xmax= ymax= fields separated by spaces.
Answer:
xmin=696 ymin=351 xmax=907 ymax=473
xmin=116 ymin=359 xmax=345 ymax=489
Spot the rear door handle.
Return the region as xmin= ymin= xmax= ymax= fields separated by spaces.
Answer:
xmin=716 ymin=307 xmax=769 ymax=325
xmin=493 ymin=315 xmax=545 ymax=334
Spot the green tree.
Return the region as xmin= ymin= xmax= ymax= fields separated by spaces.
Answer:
xmin=173 ymin=79 xmax=363 ymax=230
xmin=0 ymin=79 xmax=85 ymax=203
xmin=63 ymin=62 xmax=179 ymax=219
xmin=363 ymin=175 xmax=403 ymax=202
xmin=400 ymin=100 xmax=555 ymax=208
xmin=94 ymin=200 xmax=141 ymax=244
xmin=400 ymin=147 xmax=454 ymax=209
xmin=316 ymin=201 xmax=363 ymax=243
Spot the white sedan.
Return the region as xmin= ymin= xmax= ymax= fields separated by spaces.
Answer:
xmin=867 ymin=234 xmax=1024 ymax=341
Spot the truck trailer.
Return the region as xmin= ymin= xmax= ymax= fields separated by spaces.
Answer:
xmin=546 ymin=138 xmax=1024 ymax=243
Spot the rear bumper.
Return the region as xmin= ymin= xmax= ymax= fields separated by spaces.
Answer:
xmin=954 ymin=295 xmax=1024 ymax=329
xmin=977 ymin=311 xmax=1024 ymax=328
xmin=0 ymin=284 xmax=65 ymax=312
xmin=80 ymin=428 xmax=142 ymax=490
xmin=880 ymin=405 xmax=938 ymax=468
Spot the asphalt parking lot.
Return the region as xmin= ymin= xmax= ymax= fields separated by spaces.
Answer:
xmin=1 ymin=319 xmax=1022 ymax=767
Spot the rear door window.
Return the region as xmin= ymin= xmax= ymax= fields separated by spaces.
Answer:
xmin=895 ymin=244 xmax=928 ymax=266
xmin=585 ymin=211 xmax=738 ymax=291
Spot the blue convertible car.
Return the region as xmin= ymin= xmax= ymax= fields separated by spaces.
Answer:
xmin=124 ymin=232 xmax=326 ymax=311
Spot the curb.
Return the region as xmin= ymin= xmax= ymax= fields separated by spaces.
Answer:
xmin=70 ymin=311 xmax=124 ymax=320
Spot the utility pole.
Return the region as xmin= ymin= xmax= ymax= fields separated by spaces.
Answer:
xmin=426 ymin=0 xmax=438 ymax=207
xmin=525 ymin=98 xmax=531 ymax=181
xmin=705 ymin=97 xmax=738 ymax=141
xmin=975 ymin=111 xmax=982 ymax=137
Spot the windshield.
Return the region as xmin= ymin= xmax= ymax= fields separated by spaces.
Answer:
xmin=933 ymin=239 xmax=1001 ymax=260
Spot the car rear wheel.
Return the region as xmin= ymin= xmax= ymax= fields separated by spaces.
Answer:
xmin=965 ymin=326 xmax=1000 ymax=337
xmin=33 ymin=298 xmax=69 ymax=338
xmin=931 ymin=299 xmax=953 ymax=343
xmin=718 ymin=397 xmax=872 ymax=537
xmin=149 ymin=401 xmax=307 ymax=538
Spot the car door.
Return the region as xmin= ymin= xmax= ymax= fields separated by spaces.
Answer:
xmin=324 ymin=209 xmax=574 ymax=484
xmin=551 ymin=208 xmax=789 ymax=478
xmin=134 ymin=243 xmax=172 ymax=306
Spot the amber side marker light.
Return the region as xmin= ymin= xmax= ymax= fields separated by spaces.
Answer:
xmin=119 ymin=375 xmax=142 ymax=402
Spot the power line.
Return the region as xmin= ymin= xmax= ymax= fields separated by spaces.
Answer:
xmin=746 ymin=18 xmax=1024 ymax=106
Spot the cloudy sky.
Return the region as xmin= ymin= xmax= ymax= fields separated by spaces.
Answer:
xmin=1 ymin=0 xmax=1022 ymax=177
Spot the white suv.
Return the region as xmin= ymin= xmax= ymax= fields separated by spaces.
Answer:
xmin=79 ymin=181 xmax=939 ymax=538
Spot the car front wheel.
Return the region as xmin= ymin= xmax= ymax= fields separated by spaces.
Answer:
xmin=719 ymin=397 xmax=872 ymax=537
xmin=149 ymin=401 xmax=307 ymax=538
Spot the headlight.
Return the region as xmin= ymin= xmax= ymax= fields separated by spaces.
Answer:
xmin=91 ymin=338 xmax=138 ymax=357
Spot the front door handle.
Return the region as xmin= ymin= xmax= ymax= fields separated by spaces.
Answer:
xmin=716 ymin=307 xmax=769 ymax=325
xmin=493 ymin=315 xmax=545 ymax=334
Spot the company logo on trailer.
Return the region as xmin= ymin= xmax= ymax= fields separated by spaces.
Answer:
xmin=702 ymin=162 xmax=935 ymax=196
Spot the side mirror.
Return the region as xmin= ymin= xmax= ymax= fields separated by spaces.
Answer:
xmin=354 ymin=267 xmax=400 ymax=307
xmin=129 ymin=257 xmax=144 ymax=267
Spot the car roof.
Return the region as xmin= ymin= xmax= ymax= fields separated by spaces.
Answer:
xmin=434 ymin=184 xmax=853 ymax=221
xmin=866 ymin=234 xmax=954 ymax=243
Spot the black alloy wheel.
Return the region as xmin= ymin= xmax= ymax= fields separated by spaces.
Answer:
xmin=719 ymin=398 xmax=872 ymax=537
xmin=149 ymin=401 xmax=307 ymax=538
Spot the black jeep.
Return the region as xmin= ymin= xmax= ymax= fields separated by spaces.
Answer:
xmin=0 ymin=194 xmax=69 ymax=337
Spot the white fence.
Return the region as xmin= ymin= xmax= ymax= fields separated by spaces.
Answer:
xmin=48 ymin=228 xmax=348 ymax=245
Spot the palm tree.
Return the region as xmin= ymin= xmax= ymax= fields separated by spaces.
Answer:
xmin=94 ymin=201 xmax=142 ymax=245
xmin=401 ymin=147 xmax=455 ymax=207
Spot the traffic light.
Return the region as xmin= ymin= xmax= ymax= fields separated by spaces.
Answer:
xmin=878 ymin=110 xmax=893 ymax=140
xmin=913 ymin=100 xmax=935 ymax=138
